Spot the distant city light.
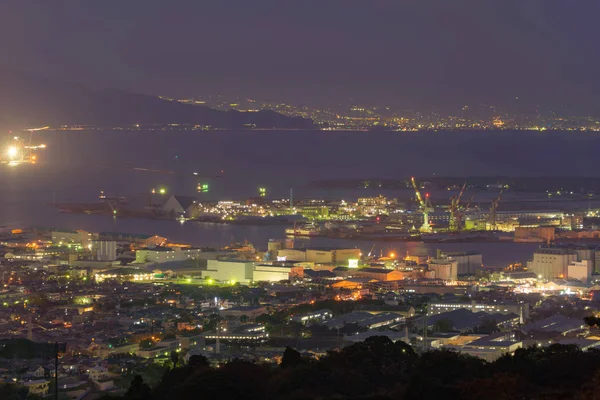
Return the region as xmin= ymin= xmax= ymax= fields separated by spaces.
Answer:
xmin=159 ymin=188 xmax=166 ymax=195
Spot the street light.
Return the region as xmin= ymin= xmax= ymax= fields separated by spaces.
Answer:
xmin=6 ymin=146 xmax=18 ymax=159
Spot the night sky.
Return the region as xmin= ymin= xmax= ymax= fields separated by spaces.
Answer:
xmin=1 ymin=1 xmax=599 ymax=111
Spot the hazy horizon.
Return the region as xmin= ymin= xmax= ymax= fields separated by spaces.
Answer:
xmin=2 ymin=1 xmax=600 ymax=114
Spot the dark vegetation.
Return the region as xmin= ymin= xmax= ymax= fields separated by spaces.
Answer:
xmin=100 ymin=336 xmax=600 ymax=400
xmin=0 ymin=339 xmax=56 ymax=359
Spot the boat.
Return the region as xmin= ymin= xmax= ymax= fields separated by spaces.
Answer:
xmin=285 ymin=223 xmax=322 ymax=237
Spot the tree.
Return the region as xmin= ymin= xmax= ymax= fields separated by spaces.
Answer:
xmin=280 ymin=347 xmax=305 ymax=369
xmin=125 ymin=375 xmax=152 ymax=400
xmin=433 ymin=318 xmax=454 ymax=333
xmin=188 ymin=354 xmax=209 ymax=368
xmin=476 ymin=318 xmax=500 ymax=334
xmin=170 ymin=350 xmax=179 ymax=368
xmin=0 ymin=383 xmax=28 ymax=400
xmin=584 ymin=315 xmax=600 ymax=327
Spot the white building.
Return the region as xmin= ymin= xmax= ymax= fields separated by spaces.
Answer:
xmin=567 ymin=260 xmax=593 ymax=283
xmin=528 ymin=248 xmax=578 ymax=280
xmin=253 ymin=264 xmax=302 ymax=282
xmin=23 ymin=380 xmax=50 ymax=397
xmin=92 ymin=240 xmax=117 ymax=261
xmin=276 ymin=249 xmax=307 ymax=262
xmin=87 ymin=366 xmax=108 ymax=382
xmin=162 ymin=195 xmax=200 ymax=218
xmin=201 ymin=259 xmax=255 ymax=284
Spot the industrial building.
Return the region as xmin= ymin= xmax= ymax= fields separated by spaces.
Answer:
xmin=305 ymin=247 xmax=361 ymax=264
xmin=201 ymin=259 xmax=255 ymax=284
xmin=440 ymin=251 xmax=482 ymax=275
xmin=428 ymin=301 xmax=529 ymax=324
xmin=92 ymin=240 xmax=117 ymax=261
xmin=528 ymin=247 xmax=579 ymax=280
xmin=276 ymin=249 xmax=307 ymax=261
xmin=427 ymin=259 xmax=458 ymax=281
xmin=276 ymin=247 xmax=360 ymax=265
xmin=567 ymin=260 xmax=593 ymax=283
xmin=253 ymin=264 xmax=304 ymax=282
xmin=514 ymin=226 xmax=556 ymax=243
xmin=52 ymin=230 xmax=97 ymax=248
xmin=135 ymin=247 xmax=203 ymax=265
xmin=352 ymin=268 xmax=404 ymax=281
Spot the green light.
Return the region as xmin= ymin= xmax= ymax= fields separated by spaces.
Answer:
xmin=159 ymin=188 xmax=166 ymax=195
xmin=207 ymin=278 xmax=214 ymax=285
xmin=259 ymin=187 xmax=266 ymax=197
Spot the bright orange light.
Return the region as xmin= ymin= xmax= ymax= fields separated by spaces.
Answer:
xmin=31 ymin=155 xmax=36 ymax=161
xmin=389 ymin=252 xmax=396 ymax=258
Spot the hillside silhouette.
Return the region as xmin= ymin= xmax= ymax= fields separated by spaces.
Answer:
xmin=0 ymin=69 xmax=313 ymax=130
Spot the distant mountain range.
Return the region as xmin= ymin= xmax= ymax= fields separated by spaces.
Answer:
xmin=0 ymin=69 xmax=314 ymax=130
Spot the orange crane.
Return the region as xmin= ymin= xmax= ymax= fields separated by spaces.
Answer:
xmin=449 ymin=183 xmax=467 ymax=231
xmin=411 ymin=177 xmax=434 ymax=232
xmin=489 ymin=190 xmax=503 ymax=230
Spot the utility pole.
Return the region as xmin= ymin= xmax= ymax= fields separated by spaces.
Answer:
xmin=54 ymin=342 xmax=58 ymax=400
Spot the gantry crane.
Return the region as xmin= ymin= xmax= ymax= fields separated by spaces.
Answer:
xmin=411 ymin=177 xmax=434 ymax=232
xmin=489 ymin=189 xmax=503 ymax=230
xmin=449 ymin=183 xmax=467 ymax=231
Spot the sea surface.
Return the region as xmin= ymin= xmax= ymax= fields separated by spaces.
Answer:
xmin=1 ymin=129 xmax=599 ymax=267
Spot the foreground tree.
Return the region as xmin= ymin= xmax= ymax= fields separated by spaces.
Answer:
xmin=125 ymin=375 xmax=152 ymax=400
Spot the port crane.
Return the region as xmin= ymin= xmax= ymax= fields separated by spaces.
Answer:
xmin=449 ymin=183 xmax=467 ymax=231
xmin=411 ymin=177 xmax=434 ymax=232
xmin=489 ymin=189 xmax=503 ymax=230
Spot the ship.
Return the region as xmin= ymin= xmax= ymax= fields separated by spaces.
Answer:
xmin=0 ymin=134 xmax=46 ymax=165
xmin=285 ymin=223 xmax=322 ymax=237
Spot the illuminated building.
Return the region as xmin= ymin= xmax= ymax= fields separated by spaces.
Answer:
xmin=135 ymin=247 xmax=203 ymax=265
xmin=51 ymin=229 xmax=97 ymax=248
xmin=253 ymin=264 xmax=303 ymax=282
xmin=201 ymin=259 xmax=255 ymax=284
xmin=305 ymin=247 xmax=361 ymax=264
xmin=428 ymin=301 xmax=529 ymax=324
xmin=290 ymin=309 xmax=332 ymax=325
xmin=528 ymin=248 xmax=578 ymax=280
xmin=353 ymin=267 xmax=404 ymax=281
xmin=567 ymin=260 xmax=593 ymax=283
